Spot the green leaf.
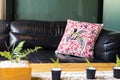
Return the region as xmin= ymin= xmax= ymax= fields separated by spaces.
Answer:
xmin=116 ymin=55 xmax=120 ymax=67
xmin=85 ymin=58 xmax=91 ymax=67
xmin=20 ymin=46 xmax=42 ymax=58
xmin=0 ymin=51 xmax=12 ymax=61
xmin=13 ymin=41 xmax=25 ymax=53
xmin=51 ymin=58 xmax=59 ymax=68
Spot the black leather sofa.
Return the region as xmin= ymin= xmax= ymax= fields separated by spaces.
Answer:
xmin=0 ymin=20 xmax=120 ymax=63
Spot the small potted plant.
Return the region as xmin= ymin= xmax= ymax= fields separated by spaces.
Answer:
xmin=50 ymin=58 xmax=61 ymax=80
xmin=113 ymin=55 xmax=120 ymax=78
xmin=0 ymin=41 xmax=41 ymax=80
xmin=85 ymin=58 xmax=96 ymax=79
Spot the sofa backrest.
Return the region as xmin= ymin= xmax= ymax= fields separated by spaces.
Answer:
xmin=10 ymin=20 xmax=66 ymax=50
xmin=0 ymin=20 xmax=9 ymax=51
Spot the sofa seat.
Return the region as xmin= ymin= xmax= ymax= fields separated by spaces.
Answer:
xmin=26 ymin=50 xmax=57 ymax=63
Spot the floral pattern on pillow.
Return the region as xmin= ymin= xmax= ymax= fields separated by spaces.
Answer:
xmin=56 ymin=19 xmax=103 ymax=58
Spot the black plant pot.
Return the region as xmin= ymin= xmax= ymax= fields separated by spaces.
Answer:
xmin=51 ymin=68 xmax=62 ymax=80
xmin=86 ymin=67 xmax=96 ymax=79
xmin=113 ymin=66 xmax=120 ymax=78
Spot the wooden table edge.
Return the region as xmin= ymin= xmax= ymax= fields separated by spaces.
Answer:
xmin=30 ymin=63 xmax=115 ymax=72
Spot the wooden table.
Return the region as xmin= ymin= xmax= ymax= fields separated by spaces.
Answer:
xmin=30 ymin=63 xmax=115 ymax=72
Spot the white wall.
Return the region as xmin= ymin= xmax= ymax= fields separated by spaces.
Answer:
xmin=0 ymin=0 xmax=6 ymax=19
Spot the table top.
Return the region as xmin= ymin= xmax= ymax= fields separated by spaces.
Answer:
xmin=30 ymin=63 xmax=115 ymax=72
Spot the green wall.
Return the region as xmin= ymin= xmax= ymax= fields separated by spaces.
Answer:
xmin=103 ymin=0 xmax=120 ymax=31
xmin=15 ymin=0 xmax=98 ymax=22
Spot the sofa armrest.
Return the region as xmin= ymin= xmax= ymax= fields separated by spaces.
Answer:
xmin=94 ymin=29 xmax=120 ymax=62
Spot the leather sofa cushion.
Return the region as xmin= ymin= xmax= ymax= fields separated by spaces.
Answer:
xmin=94 ymin=29 xmax=120 ymax=62
xmin=10 ymin=20 xmax=66 ymax=36
xmin=0 ymin=20 xmax=9 ymax=51
xmin=0 ymin=34 xmax=9 ymax=51
xmin=56 ymin=53 xmax=103 ymax=63
xmin=10 ymin=20 xmax=66 ymax=50
xmin=26 ymin=50 xmax=57 ymax=63
xmin=10 ymin=32 xmax=62 ymax=50
xmin=0 ymin=20 xmax=9 ymax=34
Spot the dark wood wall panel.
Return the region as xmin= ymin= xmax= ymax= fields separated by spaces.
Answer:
xmin=6 ymin=0 xmax=14 ymax=21
xmin=97 ymin=0 xmax=103 ymax=23
xmin=6 ymin=0 xmax=103 ymax=23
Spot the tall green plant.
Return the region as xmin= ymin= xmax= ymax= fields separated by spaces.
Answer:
xmin=85 ymin=58 xmax=91 ymax=67
xmin=50 ymin=58 xmax=59 ymax=68
xmin=116 ymin=55 xmax=120 ymax=67
xmin=0 ymin=41 xmax=42 ymax=63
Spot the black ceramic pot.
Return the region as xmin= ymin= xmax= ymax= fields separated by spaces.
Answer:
xmin=113 ymin=66 xmax=120 ymax=78
xmin=51 ymin=68 xmax=62 ymax=80
xmin=86 ymin=67 xmax=96 ymax=79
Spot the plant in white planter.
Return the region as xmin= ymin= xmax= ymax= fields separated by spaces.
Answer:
xmin=0 ymin=41 xmax=41 ymax=80
xmin=51 ymin=58 xmax=60 ymax=68
xmin=113 ymin=55 xmax=120 ymax=78
xmin=85 ymin=58 xmax=96 ymax=79
xmin=0 ymin=41 xmax=41 ymax=63
xmin=50 ymin=58 xmax=61 ymax=80
xmin=115 ymin=55 xmax=120 ymax=67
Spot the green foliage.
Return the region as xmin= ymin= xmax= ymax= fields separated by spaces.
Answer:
xmin=0 ymin=41 xmax=42 ymax=63
xmin=0 ymin=51 xmax=12 ymax=61
xmin=50 ymin=58 xmax=59 ymax=68
xmin=85 ymin=58 xmax=91 ymax=67
xmin=116 ymin=55 xmax=120 ymax=67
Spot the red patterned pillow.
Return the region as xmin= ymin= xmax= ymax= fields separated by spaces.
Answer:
xmin=56 ymin=19 xmax=103 ymax=58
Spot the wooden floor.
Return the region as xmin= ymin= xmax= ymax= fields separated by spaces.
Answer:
xmin=30 ymin=63 xmax=115 ymax=72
